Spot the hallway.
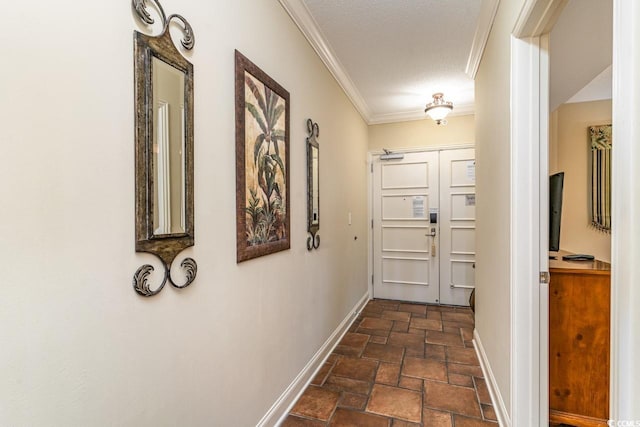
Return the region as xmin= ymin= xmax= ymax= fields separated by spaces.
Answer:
xmin=283 ymin=299 xmax=497 ymax=426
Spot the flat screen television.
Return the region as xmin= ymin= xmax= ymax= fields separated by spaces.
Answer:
xmin=549 ymin=172 xmax=565 ymax=252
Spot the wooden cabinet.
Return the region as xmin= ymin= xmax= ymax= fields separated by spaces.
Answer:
xmin=549 ymin=254 xmax=610 ymax=426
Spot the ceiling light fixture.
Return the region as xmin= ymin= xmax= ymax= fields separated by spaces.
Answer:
xmin=424 ymin=93 xmax=453 ymax=125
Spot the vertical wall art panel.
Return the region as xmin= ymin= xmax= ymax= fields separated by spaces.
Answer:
xmin=235 ymin=50 xmax=291 ymax=262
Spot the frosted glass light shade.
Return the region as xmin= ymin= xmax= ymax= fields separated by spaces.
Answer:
xmin=424 ymin=93 xmax=453 ymax=124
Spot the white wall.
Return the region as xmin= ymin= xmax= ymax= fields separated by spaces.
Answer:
xmin=0 ymin=1 xmax=369 ymax=425
xmin=550 ymin=100 xmax=612 ymax=262
xmin=368 ymin=115 xmax=475 ymax=151
xmin=474 ymin=0 xmax=525 ymax=417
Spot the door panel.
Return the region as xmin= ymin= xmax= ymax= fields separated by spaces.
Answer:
xmin=373 ymin=152 xmax=439 ymax=303
xmin=372 ymin=148 xmax=475 ymax=306
xmin=439 ymin=148 xmax=476 ymax=305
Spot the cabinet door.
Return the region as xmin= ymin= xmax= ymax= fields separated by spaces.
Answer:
xmin=549 ymin=270 xmax=610 ymax=422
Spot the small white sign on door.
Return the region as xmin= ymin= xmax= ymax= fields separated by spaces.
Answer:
xmin=467 ymin=162 xmax=476 ymax=182
xmin=412 ymin=196 xmax=425 ymax=218
xmin=465 ymin=194 xmax=476 ymax=206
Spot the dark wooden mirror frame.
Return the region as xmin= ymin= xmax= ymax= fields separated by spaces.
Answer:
xmin=306 ymin=119 xmax=320 ymax=251
xmin=132 ymin=0 xmax=196 ymax=297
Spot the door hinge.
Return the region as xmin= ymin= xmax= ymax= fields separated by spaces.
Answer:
xmin=540 ymin=271 xmax=550 ymax=284
xmin=370 ymin=163 xmax=373 ymax=173
xmin=371 ymin=219 xmax=374 ymax=229
xmin=371 ymin=275 xmax=374 ymax=285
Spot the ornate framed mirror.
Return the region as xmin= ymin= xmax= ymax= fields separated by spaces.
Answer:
xmin=132 ymin=0 xmax=197 ymax=296
xmin=306 ymin=119 xmax=320 ymax=250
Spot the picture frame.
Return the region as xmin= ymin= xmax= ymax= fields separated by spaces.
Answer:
xmin=235 ymin=50 xmax=291 ymax=262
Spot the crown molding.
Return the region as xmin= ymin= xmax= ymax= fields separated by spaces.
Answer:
xmin=279 ymin=0 xmax=371 ymax=121
xmin=368 ymin=103 xmax=475 ymax=125
xmin=465 ymin=0 xmax=501 ymax=79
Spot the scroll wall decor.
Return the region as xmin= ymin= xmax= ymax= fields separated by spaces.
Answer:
xmin=306 ymin=119 xmax=320 ymax=250
xmin=589 ymin=124 xmax=612 ymax=233
xmin=235 ymin=50 xmax=291 ymax=262
xmin=132 ymin=0 xmax=197 ymax=296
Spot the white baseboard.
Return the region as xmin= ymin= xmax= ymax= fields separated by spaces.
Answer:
xmin=473 ymin=329 xmax=511 ymax=427
xmin=256 ymin=291 xmax=371 ymax=427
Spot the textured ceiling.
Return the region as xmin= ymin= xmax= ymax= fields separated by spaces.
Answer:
xmin=302 ymin=0 xmax=482 ymax=122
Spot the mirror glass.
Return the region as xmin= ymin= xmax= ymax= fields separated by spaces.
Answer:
xmin=311 ymin=145 xmax=319 ymax=225
xmin=152 ymin=57 xmax=186 ymax=235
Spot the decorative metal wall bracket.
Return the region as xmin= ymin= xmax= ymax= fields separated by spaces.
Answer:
xmin=132 ymin=0 xmax=197 ymax=297
xmin=306 ymin=119 xmax=320 ymax=251
xmin=132 ymin=0 xmax=195 ymax=50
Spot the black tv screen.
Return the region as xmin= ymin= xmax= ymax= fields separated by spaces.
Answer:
xmin=549 ymin=172 xmax=565 ymax=252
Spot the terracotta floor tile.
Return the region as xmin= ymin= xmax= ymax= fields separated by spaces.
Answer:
xmin=338 ymin=392 xmax=368 ymax=410
xmin=361 ymin=311 xmax=383 ymax=319
xmin=398 ymin=303 xmax=427 ymax=315
xmin=281 ymin=415 xmax=327 ymax=427
xmin=424 ymin=380 xmax=482 ymax=418
xmin=388 ymin=331 xmax=425 ymax=349
xmin=329 ymin=407 xmax=390 ymax=427
xmin=311 ymin=361 xmax=335 ymax=386
xmin=327 ymin=353 xmax=340 ymax=364
xmin=446 ymin=346 xmax=479 ymax=366
xmin=398 ymin=375 xmax=423 ymax=391
xmin=332 ymin=356 xmax=378 ymax=382
xmin=357 ymin=327 xmax=392 ymax=337
xmin=402 ymin=356 xmax=447 ymax=382
xmin=370 ymin=336 xmax=388 ymax=344
xmin=324 ymin=375 xmax=372 ymax=395
xmin=426 ymin=310 xmax=442 ymax=320
xmin=441 ymin=311 xmax=475 ymax=325
xmin=442 ymin=320 xmax=475 ymax=329
xmin=481 ymin=403 xmax=497 ymax=421
xmin=404 ymin=345 xmax=425 ymax=358
xmin=335 ymin=333 xmax=369 ymax=356
xmin=452 ymin=414 xmax=498 ymax=426
xmin=392 ymin=321 xmax=409 ymax=333
xmin=382 ymin=310 xmax=411 ymax=322
xmin=366 ymin=384 xmax=422 ymax=423
xmin=376 ymin=362 xmax=400 ymax=386
xmin=426 ymin=331 xmax=464 ymax=347
xmin=423 ymin=407 xmax=453 ymax=427
xmin=461 ymin=327 xmax=474 ymax=341
xmin=474 ymin=377 xmax=492 ymax=405
xmin=409 ymin=317 xmax=442 ymax=331
xmin=290 ymin=386 xmax=340 ymax=421
xmin=407 ymin=327 xmax=426 ymax=337
xmin=448 ymin=372 xmax=474 ymax=388
xmin=360 ymin=317 xmax=394 ymax=331
xmin=287 ymin=299 xmax=486 ymax=427
xmin=443 ymin=326 xmax=461 ymax=334
xmin=447 ymin=362 xmax=483 ymax=377
xmin=392 ymin=419 xmax=420 ymax=427
xmin=339 ymin=333 xmax=370 ymax=348
xmin=425 ymin=343 xmax=446 ymax=361
xmin=371 ymin=300 xmax=400 ymax=310
xmin=362 ymin=342 xmax=404 ymax=364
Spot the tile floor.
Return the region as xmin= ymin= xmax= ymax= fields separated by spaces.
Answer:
xmin=283 ymin=299 xmax=497 ymax=426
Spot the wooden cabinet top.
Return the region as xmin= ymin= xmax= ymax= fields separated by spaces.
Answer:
xmin=549 ymin=250 xmax=611 ymax=274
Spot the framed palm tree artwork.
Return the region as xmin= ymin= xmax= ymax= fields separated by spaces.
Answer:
xmin=235 ymin=50 xmax=290 ymax=262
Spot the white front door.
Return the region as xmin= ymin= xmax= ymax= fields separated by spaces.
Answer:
xmin=438 ymin=148 xmax=476 ymax=305
xmin=372 ymin=151 xmax=440 ymax=303
xmin=372 ymin=148 xmax=476 ymax=305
